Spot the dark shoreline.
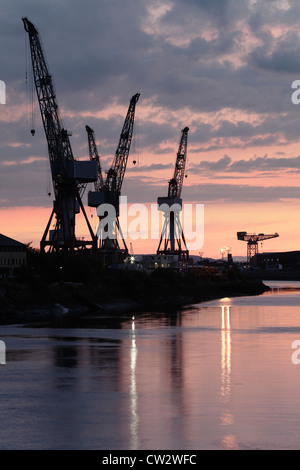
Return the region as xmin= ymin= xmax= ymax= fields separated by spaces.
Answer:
xmin=0 ymin=253 xmax=270 ymax=325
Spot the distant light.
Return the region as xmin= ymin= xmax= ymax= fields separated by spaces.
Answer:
xmin=220 ymin=297 xmax=231 ymax=302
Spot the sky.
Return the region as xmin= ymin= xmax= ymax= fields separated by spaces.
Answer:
xmin=1 ymin=0 xmax=300 ymax=259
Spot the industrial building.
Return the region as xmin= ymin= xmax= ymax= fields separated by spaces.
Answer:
xmin=142 ymin=254 xmax=181 ymax=270
xmin=252 ymin=251 xmax=300 ymax=270
xmin=0 ymin=234 xmax=27 ymax=276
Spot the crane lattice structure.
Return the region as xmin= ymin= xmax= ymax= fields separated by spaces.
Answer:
xmin=237 ymin=231 xmax=279 ymax=263
xmin=85 ymin=125 xmax=104 ymax=192
xmin=157 ymin=127 xmax=189 ymax=262
xmin=87 ymin=93 xmax=140 ymax=262
xmin=23 ymin=17 xmax=97 ymax=254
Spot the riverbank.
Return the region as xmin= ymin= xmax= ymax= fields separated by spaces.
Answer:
xmin=0 ymin=252 xmax=269 ymax=324
xmin=241 ymin=268 xmax=300 ymax=281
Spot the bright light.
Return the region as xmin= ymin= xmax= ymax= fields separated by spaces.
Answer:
xmin=220 ymin=297 xmax=231 ymax=302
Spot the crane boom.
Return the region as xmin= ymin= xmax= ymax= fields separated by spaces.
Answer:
xmin=168 ymin=126 xmax=189 ymax=199
xmin=105 ymin=93 xmax=140 ymax=194
xmin=23 ymin=17 xmax=97 ymax=253
xmin=85 ymin=125 xmax=104 ymax=191
xmin=23 ymin=17 xmax=73 ymax=186
xmin=237 ymin=232 xmax=279 ymax=242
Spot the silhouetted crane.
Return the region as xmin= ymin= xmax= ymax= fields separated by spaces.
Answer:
xmin=87 ymin=93 xmax=140 ymax=263
xmin=23 ymin=17 xmax=97 ymax=254
xmin=157 ymin=127 xmax=189 ymax=262
xmin=237 ymin=231 xmax=279 ymax=263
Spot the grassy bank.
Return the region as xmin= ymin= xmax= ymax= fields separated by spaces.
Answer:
xmin=0 ymin=251 xmax=269 ymax=323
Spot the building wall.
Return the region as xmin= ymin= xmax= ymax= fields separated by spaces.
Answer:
xmin=142 ymin=254 xmax=180 ymax=269
xmin=254 ymin=251 xmax=300 ymax=269
xmin=0 ymin=246 xmax=26 ymax=268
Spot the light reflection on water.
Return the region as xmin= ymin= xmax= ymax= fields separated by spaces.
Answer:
xmin=1 ymin=280 xmax=300 ymax=449
xmin=130 ymin=317 xmax=138 ymax=450
xmin=220 ymin=305 xmax=237 ymax=450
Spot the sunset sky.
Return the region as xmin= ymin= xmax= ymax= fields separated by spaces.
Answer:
xmin=1 ymin=0 xmax=300 ymax=259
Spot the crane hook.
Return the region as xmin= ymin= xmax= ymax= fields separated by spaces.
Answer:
xmin=31 ymin=129 xmax=35 ymax=136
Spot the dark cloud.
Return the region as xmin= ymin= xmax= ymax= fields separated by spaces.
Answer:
xmin=250 ymin=34 xmax=300 ymax=74
xmin=184 ymin=183 xmax=300 ymax=204
xmin=190 ymin=153 xmax=300 ymax=174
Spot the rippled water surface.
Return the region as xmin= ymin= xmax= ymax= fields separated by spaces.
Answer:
xmin=1 ymin=280 xmax=300 ymax=450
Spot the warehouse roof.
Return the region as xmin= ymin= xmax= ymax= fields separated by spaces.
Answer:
xmin=0 ymin=234 xmax=26 ymax=247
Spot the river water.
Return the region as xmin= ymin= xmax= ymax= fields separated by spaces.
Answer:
xmin=1 ymin=280 xmax=300 ymax=450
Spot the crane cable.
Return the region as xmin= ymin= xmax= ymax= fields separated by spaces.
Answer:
xmin=132 ymin=119 xmax=140 ymax=166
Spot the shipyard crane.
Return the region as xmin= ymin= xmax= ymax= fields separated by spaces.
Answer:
xmin=85 ymin=125 xmax=104 ymax=191
xmin=87 ymin=93 xmax=140 ymax=261
xmin=237 ymin=231 xmax=279 ymax=263
xmin=76 ymin=125 xmax=103 ymax=200
xmin=157 ymin=127 xmax=189 ymax=262
xmin=23 ymin=17 xmax=97 ymax=254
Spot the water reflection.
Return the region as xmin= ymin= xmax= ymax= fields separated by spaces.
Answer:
xmin=130 ymin=317 xmax=139 ymax=450
xmin=263 ymin=281 xmax=300 ymax=296
xmin=220 ymin=304 xmax=238 ymax=450
xmin=221 ymin=305 xmax=231 ymax=401
xmin=4 ymin=282 xmax=300 ymax=449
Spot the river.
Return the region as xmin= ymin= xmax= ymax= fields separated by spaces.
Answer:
xmin=1 ymin=280 xmax=300 ymax=450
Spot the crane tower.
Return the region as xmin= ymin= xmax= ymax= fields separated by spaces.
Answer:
xmin=23 ymin=17 xmax=97 ymax=254
xmin=157 ymin=127 xmax=189 ymax=262
xmin=87 ymin=93 xmax=140 ymax=262
xmin=237 ymin=231 xmax=279 ymax=263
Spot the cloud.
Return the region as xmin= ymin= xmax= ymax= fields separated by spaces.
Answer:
xmin=189 ymin=153 xmax=300 ymax=174
xmin=184 ymin=182 xmax=300 ymax=203
xmin=127 ymin=163 xmax=173 ymax=173
xmin=250 ymin=33 xmax=300 ymax=74
xmin=1 ymin=0 xmax=300 ymax=215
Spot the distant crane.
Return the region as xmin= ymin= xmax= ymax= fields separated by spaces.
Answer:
xmin=157 ymin=127 xmax=189 ymax=262
xmin=23 ymin=17 xmax=97 ymax=254
xmin=87 ymin=93 xmax=140 ymax=262
xmin=237 ymin=231 xmax=279 ymax=263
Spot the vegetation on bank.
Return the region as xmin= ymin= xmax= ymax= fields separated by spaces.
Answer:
xmin=0 ymin=250 xmax=269 ymax=322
